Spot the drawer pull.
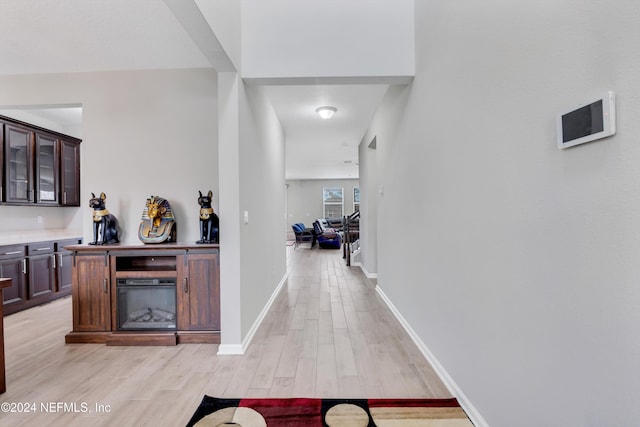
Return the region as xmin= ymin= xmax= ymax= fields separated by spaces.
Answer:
xmin=35 ymin=247 xmax=51 ymax=251
xmin=3 ymin=251 xmax=22 ymax=255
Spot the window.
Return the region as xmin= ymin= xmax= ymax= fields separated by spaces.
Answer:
xmin=323 ymin=187 xmax=344 ymax=219
xmin=353 ymin=187 xmax=360 ymax=213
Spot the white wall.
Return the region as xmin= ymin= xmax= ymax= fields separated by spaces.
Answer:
xmin=286 ymin=179 xmax=359 ymax=229
xmin=238 ymin=83 xmax=287 ymax=339
xmin=217 ymin=72 xmax=243 ymax=349
xmin=359 ymin=84 xmax=412 ymax=276
xmin=0 ymin=69 xmax=218 ymax=244
xmin=370 ymin=2 xmax=640 ymax=426
xmin=0 ymin=108 xmax=81 ymax=138
xmin=241 ymin=0 xmax=414 ymax=81
xmin=0 ymin=205 xmax=79 ymax=235
xmin=196 ymin=0 xmax=241 ymax=70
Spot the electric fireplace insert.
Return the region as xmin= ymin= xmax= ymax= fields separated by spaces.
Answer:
xmin=116 ymin=278 xmax=177 ymax=331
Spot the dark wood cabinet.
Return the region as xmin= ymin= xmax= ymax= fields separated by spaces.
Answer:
xmin=3 ymin=123 xmax=33 ymax=204
xmin=0 ymin=127 xmax=2 ymax=201
xmin=0 ymin=245 xmax=27 ymax=314
xmin=178 ymin=251 xmax=220 ymax=332
xmin=59 ymin=139 xmax=80 ymax=206
xmin=65 ymin=244 xmax=220 ymax=345
xmin=72 ymin=253 xmax=111 ymax=333
xmin=34 ymin=132 xmax=59 ymax=204
xmin=1 ymin=116 xmax=81 ymax=206
xmin=0 ymin=238 xmax=82 ymax=316
xmin=27 ymin=242 xmax=56 ymax=302
xmin=55 ymin=238 xmax=80 ymax=294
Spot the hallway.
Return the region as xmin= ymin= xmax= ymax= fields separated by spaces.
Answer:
xmin=222 ymin=245 xmax=452 ymax=398
xmin=1 ymin=246 xmax=451 ymax=426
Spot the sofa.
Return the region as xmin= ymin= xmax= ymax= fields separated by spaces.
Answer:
xmin=313 ymin=220 xmax=342 ymax=249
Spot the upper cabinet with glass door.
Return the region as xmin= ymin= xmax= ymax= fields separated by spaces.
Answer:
xmin=35 ymin=132 xmax=59 ymax=204
xmin=1 ymin=116 xmax=81 ymax=207
xmin=59 ymin=139 xmax=80 ymax=206
xmin=3 ymin=123 xmax=33 ymax=204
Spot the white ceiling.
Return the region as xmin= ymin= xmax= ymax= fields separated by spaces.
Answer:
xmin=0 ymin=0 xmax=210 ymax=74
xmin=0 ymin=0 xmax=389 ymax=180
xmin=0 ymin=106 xmax=82 ymax=138
xmin=264 ymin=84 xmax=388 ymax=180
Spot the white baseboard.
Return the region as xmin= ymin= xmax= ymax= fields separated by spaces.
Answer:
xmin=240 ymin=270 xmax=290 ymax=355
xmin=375 ymin=286 xmax=489 ymax=427
xmin=352 ymin=261 xmax=378 ymax=279
xmin=216 ymin=271 xmax=289 ymax=356
xmin=216 ymin=344 xmax=244 ymax=355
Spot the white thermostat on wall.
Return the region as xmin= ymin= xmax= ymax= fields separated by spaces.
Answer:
xmin=557 ymin=91 xmax=616 ymax=149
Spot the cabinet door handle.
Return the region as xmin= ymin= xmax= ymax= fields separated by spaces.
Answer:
xmin=22 ymin=259 xmax=27 ymax=274
xmin=103 ymin=278 xmax=108 ymax=294
xmin=183 ymin=277 xmax=189 ymax=293
xmin=63 ymin=192 xmax=67 ymax=204
xmin=51 ymin=254 xmax=56 ymax=269
xmin=58 ymin=253 xmax=63 ymax=267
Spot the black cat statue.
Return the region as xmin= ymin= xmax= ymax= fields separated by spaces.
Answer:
xmin=197 ymin=190 xmax=219 ymax=244
xmin=88 ymin=192 xmax=120 ymax=245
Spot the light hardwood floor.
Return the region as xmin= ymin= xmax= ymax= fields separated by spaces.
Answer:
xmin=0 ymin=246 xmax=451 ymax=426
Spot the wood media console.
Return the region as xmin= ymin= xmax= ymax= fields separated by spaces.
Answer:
xmin=64 ymin=244 xmax=220 ymax=346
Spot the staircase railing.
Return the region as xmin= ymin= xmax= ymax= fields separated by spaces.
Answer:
xmin=343 ymin=210 xmax=360 ymax=266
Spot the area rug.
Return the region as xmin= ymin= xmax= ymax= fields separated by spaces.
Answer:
xmin=186 ymin=396 xmax=473 ymax=426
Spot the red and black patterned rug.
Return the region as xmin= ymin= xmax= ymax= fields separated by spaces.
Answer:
xmin=186 ymin=396 xmax=473 ymax=426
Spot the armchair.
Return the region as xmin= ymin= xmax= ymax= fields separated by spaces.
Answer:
xmin=291 ymin=223 xmax=314 ymax=248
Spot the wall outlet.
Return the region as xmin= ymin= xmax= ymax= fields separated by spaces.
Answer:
xmin=37 ymin=215 xmax=43 ymax=224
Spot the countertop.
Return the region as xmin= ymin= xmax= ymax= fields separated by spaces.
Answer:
xmin=0 ymin=229 xmax=83 ymax=246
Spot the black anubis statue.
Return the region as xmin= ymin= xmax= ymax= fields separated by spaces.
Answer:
xmin=197 ymin=190 xmax=219 ymax=244
xmin=89 ymin=192 xmax=120 ymax=245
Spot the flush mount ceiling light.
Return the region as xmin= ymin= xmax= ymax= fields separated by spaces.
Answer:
xmin=316 ymin=106 xmax=337 ymax=120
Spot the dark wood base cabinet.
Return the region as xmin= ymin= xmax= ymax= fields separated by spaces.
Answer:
xmin=64 ymin=244 xmax=220 ymax=346
xmin=1 ymin=238 xmax=82 ymax=315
